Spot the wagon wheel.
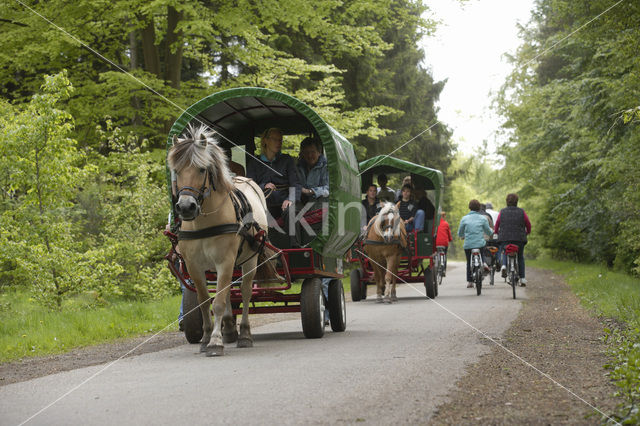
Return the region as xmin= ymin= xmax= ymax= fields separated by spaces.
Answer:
xmin=328 ymin=279 xmax=347 ymax=332
xmin=360 ymin=274 xmax=367 ymax=300
xmin=350 ymin=268 xmax=362 ymax=302
xmin=424 ymin=267 xmax=436 ymax=299
xmin=300 ymin=277 xmax=325 ymax=338
xmin=433 ymin=261 xmax=439 ymax=297
xmin=182 ymin=288 xmax=204 ymax=344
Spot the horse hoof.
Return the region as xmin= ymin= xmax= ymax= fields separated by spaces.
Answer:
xmin=223 ymin=331 xmax=238 ymax=344
xmin=376 ymin=296 xmax=383 ymax=303
xmin=384 ymin=297 xmax=391 ymax=304
xmin=199 ymin=343 xmax=208 ymax=353
xmin=237 ymin=338 xmax=253 ymax=348
xmin=206 ymin=345 xmax=224 ymax=357
xmin=391 ymin=296 xmax=398 ymax=303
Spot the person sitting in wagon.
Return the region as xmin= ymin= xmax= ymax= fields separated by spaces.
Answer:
xmin=361 ymin=183 xmax=381 ymax=230
xmin=296 ymin=136 xmax=332 ymax=325
xmin=396 ymin=184 xmax=425 ymax=232
xmin=246 ymin=127 xmax=301 ymax=221
xmin=295 ymin=136 xmax=329 ymax=240
xmin=376 ymin=173 xmax=396 ymax=203
xmin=296 ymin=137 xmax=329 ymax=208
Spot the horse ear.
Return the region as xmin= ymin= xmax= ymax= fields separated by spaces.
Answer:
xmin=172 ymin=135 xmax=178 ymax=146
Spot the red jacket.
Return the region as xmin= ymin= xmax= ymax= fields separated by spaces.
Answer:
xmin=435 ymin=218 xmax=453 ymax=247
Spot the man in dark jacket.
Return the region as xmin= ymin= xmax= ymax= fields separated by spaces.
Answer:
xmin=494 ymin=193 xmax=532 ymax=286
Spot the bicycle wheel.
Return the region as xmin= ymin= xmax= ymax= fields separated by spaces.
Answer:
xmin=510 ymin=259 xmax=517 ymax=299
xmin=436 ymin=262 xmax=443 ymax=287
xmin=475 ymin=268 xmax=482 ymax=296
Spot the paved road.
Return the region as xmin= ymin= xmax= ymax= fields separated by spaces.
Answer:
xmin=1 ymin=262 xmax=525 ymax=425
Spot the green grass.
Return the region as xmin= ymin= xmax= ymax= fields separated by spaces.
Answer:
xmin=0 ymin=288 xmax=182 ymax=363
xmin=530 ymin=258 xmax=640 ymax=423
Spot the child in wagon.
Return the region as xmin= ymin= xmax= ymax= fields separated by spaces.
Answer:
xmin=396 ymin=184 xmax=425 ymax=232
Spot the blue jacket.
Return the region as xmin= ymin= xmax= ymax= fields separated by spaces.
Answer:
xmin=458 ymin=211 xmax=492 ymax=249
xmin=296 ymin=155 xmax=329 ymax=200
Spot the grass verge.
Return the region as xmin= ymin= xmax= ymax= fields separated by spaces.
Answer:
xmin=0 ymin=278 xmax=350 ymax=364
xmin=529 ymin=258 xmax=640 ymax=424
xmin=0 ymin=288 xmax=181 ymax=364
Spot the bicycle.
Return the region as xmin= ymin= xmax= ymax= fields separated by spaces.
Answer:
xmin=505 ymin=244 xmax=519 ymax=299
xmin=435 ymin=246 xmax=447 ymax=287
xmin=486 ymin=244 xmax=499 ymax=286
xmin=470 ymin=248 xmax=483 ymax=296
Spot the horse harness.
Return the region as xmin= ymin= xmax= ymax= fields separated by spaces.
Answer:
xmin=176 ymin=168 xmax=213 ymax=207
xmin=177 ymin=187 xmax=266 ymax=266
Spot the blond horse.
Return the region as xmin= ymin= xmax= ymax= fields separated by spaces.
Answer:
xmin=168 ymin=124 xmax=271 ymax=356
xmin=363 ymin=203 xmax=407 ymax=303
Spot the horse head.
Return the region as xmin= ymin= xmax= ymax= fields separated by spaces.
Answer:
xmin=167 ymin=124 xmax=233 ymax=221
xmin=376 ymin=202 xmax=403 ymax=244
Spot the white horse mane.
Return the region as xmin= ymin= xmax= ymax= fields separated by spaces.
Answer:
xmin=168 ymin=123 xmax=233 ymax=193
xmin=374 ymin=202 xmax=399 ymax=238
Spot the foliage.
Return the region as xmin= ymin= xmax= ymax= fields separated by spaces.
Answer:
xmin=0 ymin=72 xmax=99 ymax=308
xmin=0 ymin=73 xmax=175 ymax=308
xmin=529 ymin=258 xmax=640 ymax=424
xmin=0 ymin=0 xmax=410 ymax=149
xmin=0 ymin=285 xmax=182 ymax=363
xmin=0 ymin=1 xmax=454 ymax=312
xmin=496 ymin=0 xmax=640 ymax=274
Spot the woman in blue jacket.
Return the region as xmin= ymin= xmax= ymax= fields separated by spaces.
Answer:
xmin=458 ymin=199 xmax=493 ymax=288
xmin=296 ymin=137 xmax=329 ymax=209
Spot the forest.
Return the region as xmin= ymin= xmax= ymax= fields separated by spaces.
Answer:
xmin=0 ymin=0 xmax=639 ymax=310
xmin=0 ymin=0 xmax=452 ymax=307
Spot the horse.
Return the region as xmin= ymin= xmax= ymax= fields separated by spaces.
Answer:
xmin=362 ymin=202 xmax=407 ymax=303
xmin=168 ymin=123 xmax=277 ymax=356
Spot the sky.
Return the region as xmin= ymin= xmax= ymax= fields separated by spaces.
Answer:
xmin=420 ymin=0 xmax=536 ymax=157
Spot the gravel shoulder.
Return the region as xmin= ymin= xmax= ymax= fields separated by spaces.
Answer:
xmin=430 ymin=267 xmax=619 ymax=424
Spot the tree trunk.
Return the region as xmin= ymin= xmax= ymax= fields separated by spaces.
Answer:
xmin=129 ymin=29 xmax=138 ymax=70
xmin=129 ymin=25 xmax=142 ymax=126
xmin=164 ymin=6 xmax=184 ymax=88
xmin=140 ymin=16 xmax=161 ymax=77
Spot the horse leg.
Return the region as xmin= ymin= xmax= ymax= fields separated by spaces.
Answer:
xmin=391 ymin=254 xmax=399 ymax=302
xmin=237 ymin=258 xmax=257 ymax=348
xmin=373 ymin=265 xmax=383 ymax=303
xmin=206 ymin=262 xmax=235 ymax=357
xmin=222 ymin=290 xmax=238 ymax=344
xmin=190 ymin=271 xmax=213 ymax=352
xmin=383 ymin=255 xmax=396 ymax=304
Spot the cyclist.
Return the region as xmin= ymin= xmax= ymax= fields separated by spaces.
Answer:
xmin=435 ymin=211 xmax=453 ymax=276
xmin=495 ymin=193 xmax=532 ymax=286
xmin=485 ymin=202 xmax=499 ymax=225
xmin=458 ymin=199 xmax=493 ymax=288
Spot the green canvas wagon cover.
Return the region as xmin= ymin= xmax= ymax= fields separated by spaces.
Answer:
xmin=166 ymin=87 xmax=361 ymax=258
xmin=359 ymin=155 xmax=444 ymax=222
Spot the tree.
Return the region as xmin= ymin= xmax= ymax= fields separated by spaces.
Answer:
xmin=0 ymin=0 xmax=393 ymax=148
xmin=0 ymin=72 xmax=107 ymax=308
xmin=496 ymin=0 xmax=640 ymax=273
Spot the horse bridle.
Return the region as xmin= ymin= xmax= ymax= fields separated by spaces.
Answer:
xmin=176 ymin=168 xmax=214 ymax=207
